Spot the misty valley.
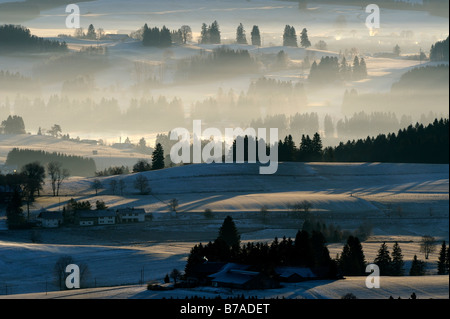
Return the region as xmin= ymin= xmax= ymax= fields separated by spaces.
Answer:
xmin=0 ymin=0 xmax=448 ymax=304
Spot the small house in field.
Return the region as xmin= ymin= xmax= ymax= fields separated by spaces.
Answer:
xmin=208 ymin=263 xmax=279 ymax=290
xmin=274 ymin=266 xmax=317 ymax=283
xmin=38 ymin=211 xmax=63 ymax=228
xmin=116 ymin=208 xmax=145 ymax=223
xmin=75 ymin=210 xmax=116 ymax=226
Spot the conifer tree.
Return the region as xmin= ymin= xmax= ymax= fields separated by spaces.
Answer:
xmin=151 ymin=143 xmax=165 ymax=170
xmin=217 ymin=215 xmax=240 ymax=248
xmin=311 ymin=133 xmax=323 ymax=161
xmin=339 ymin=236 xmax=366 ymax=276
xmin=352 ymin=56 xmax=360 ymax=80
xmin=236 ymin=23 xmax=247 ymax=44
xmin=200 ymin=23 xmax=209 ymax=44
xmin=391 ymin=241 xmax=405 ymax=276
xmin=6 ymin=189 xmax=24 ymax=229
xmin=209 ymin=20 xmax=221 ymax=44
xmin=159 ymin=26 xmax=172 ymax=47
xmin=409 ymin=254 xmax=426 ymax=276
xmin=251 ymin=25 xmax=261 ymax=46
xmin=86 ymin=24 xmax=96 ymax=40
xmin=300 ymin=28 xmax=311 ymax=48
xmin=374 ymin=242 xmax=392 ymax=275
xmin=359 ymin=57 xmax=368 ymax=79
xmin=283 ymin=25 xmax=297 ymax=47
xmin=437 ymin=241 xmax=448 ymax=275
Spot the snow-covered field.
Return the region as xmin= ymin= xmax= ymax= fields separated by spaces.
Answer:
xmin=0 ymin=162 xmax=448 ymax=297
xmin=0 ymin=134 xmax=153 ymax=171
xmin=3 ymin=276 xmax=448 ymax=299
xmin=0 ymin=0 xmax=448 ymax=300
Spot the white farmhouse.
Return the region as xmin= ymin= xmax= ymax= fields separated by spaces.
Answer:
xmin=75 ymin=210 xmax=116 ymax=226
xmin=38 ymin=211 xmax=63 ymax=228
xmin=116 ymin=208 xmax=146 ymax=223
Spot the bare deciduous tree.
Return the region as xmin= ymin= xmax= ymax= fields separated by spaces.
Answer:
xmin=54 ymin=256 xmax=89 ymax=290
xmin=134 ymin=175 xmax=150 ymax=195
xmin=47 ymin=161 xmax=70 ymax=196
xmin=420 ymin=235 xmax=436 ymax=259
xmin=180 ymin=25 xmax=192 ymax=44
xmin=92 ymin=179 xmax=103 ymax=196
xmin=170 ymin=268 xmax=181 ymax=285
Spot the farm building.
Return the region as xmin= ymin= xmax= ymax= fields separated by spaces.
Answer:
xmin=209 ymin=263 xmax=279 ymax=290
xmin=75 ymin=210 xmax=116 ymax=226
xmin=116 ymin=208 xmax=145 ymax=223
xmin=274 ymin=266 xmax=318 ymax=282
xmin=37 ymin=211 xmax=63 ymax=228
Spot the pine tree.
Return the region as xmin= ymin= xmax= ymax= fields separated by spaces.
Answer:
xmin=339 ymin=236 xmax=366 ymax=276
xmin=391 ymin=241 xmax=405 ymax=276
xmin=251 ymin=25 xmax=261 ymax=46
xmin=142 ymin=24 xmax=150 ymax=46
xmin=6 ymin=189 xmax=24 ymax=229
xmin=352 ymin=56 xmax=360 ymax=80
xmin=159 ymin=26 xmax=172 ymax=47
xmin=374 ymin=242 xmax=392 ymax=275
xmin=409 ymin=255 xmax=426 ymax=276
xmin=236 ymin=23 xmax=247 ymax=44
xmin=437 ymin=241 xmax=448 ymax=275
xmin=359 ymin=57 xmax=368 ymax=79
xmin=300 ymin=28 xmax=311 ymax=48
xmin=86 ymin=24 xmax=96 ymax=40
xmin=311 ymin=132 xmax=323 ymax=161
xmin=151 ymin=143 xmax=165 ymax=170
xmin=209 ymin=20 xmax=221 ymax=44
xmin=283 ymin=25 xmax=297 ymax=47
xmin=393 ymin=44 xmax=401 ymax=56
xmin=200 ymin=23 xmax=209 ymax=44
xmin=217 ymin=216 xmax=240 ymax=248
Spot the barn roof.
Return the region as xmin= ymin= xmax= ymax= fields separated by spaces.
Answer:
xmin=38 ymin=211 xmax=63 ymax=220
xmin=274 ymin=266 xmax=317 ymax=279
xmin=208 ymin=263 xmax=258 ymax=285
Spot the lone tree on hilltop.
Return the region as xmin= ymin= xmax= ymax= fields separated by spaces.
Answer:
xmin=251 ymin=25 xmax=261 ymax=46
xmin=236 ymin=23 xmax=247 ymax=44
xmin=300 ymin=28 xmax=311 ymax=48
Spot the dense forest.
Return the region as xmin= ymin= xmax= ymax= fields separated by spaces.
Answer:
xmin=176 ymin=47 xmax=258 ymax=82
xmin=0 ymin=24 xmax=67 ymax=52
xmin=290 ymin=0 xmax=449 ymax=16
xmin=308 ymin=55 xmax=367 ymax=85
xmin=230 ymin=118 xmax=448 ymax=164
xmin=429 ymin=36 xmax=449 ymax=62
xmin=6 ymin=148 xmax=96 ymax=177
xmin=185 ymin=216 xmax=338 ymax=279
xmin=0 ymin=71 xmax=40 ymax=93
xmin=342 ymin=64 xmax=449 ymax=116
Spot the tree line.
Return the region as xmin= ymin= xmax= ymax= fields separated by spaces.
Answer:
xmin=309 ymin=55 xmax=367 ymax=85
xmin=185 ymin=216 xmax=446 ymax=283
xmin=6 ymin=148 xmax=96 ymax=177
xmin=0 ymin=24 xmax=67 ymax=52
xmin=185 ymin=216 xmax=337 ymax=279
xmin=430 ymin=36 xmax=449 ymax=61
xmin=273 ymin=117 xmax=448 ymax=164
